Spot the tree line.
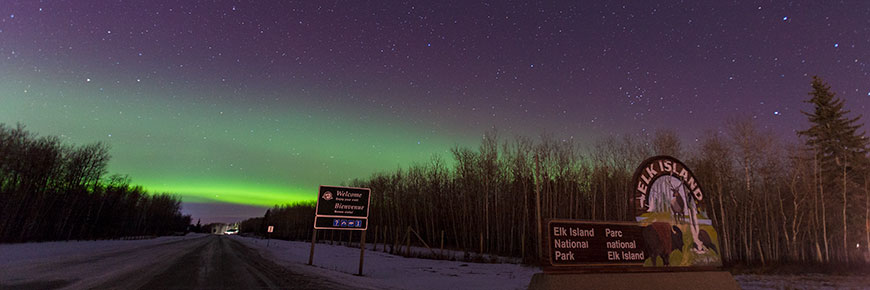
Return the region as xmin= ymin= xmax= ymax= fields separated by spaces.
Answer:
xmin=0 ymin=124 xmax=190 ymax=243
xmin=243 ymin=76 xmax=867 ymax=267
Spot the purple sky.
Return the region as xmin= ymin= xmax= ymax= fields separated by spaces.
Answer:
xmin=2 ymin=1 xmax=869 ymax=223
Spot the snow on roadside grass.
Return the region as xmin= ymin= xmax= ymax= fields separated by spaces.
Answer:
xmin=236 ymin=236 xmax=870 ymax=290
xmin=233 ymin=236 xmax=538 ymax=290
xmin=6 ymin=234 xmax=866 ymax=289
xmin=0 ymin=234 xmax=208 ymax=266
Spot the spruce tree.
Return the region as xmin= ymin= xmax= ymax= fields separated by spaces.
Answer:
xmin=797 ymin=75 xmax=868 ymax=262
xmin=798 ymin=76 xmax=867 ymax=171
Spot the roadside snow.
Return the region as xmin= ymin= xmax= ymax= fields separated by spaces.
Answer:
xmin=4 ymin=234 xmax=869 ymax=290
xmin=235 ymin=236 xmax=870 ymax=290
xmin=1 ymin=234 xmax=210 ymax=289
xmin=233 ymin=236 xmax=538 ymax=290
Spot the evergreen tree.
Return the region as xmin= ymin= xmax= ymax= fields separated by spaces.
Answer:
xmin=797 ymin=76 xmax=868 ymax=172
xmin=797 ymin=75 xmax=868 ymax=262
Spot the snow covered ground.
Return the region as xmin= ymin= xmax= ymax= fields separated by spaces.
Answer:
xmin=234 ymin=235 xmax=537 ymax=290
xmin=3 ymin=234 xmax=870 ymax=290
xmin=0 ymin=234 xmax=210 ymax=289
xmin=236 ymin=236 xmax=870 ymax=290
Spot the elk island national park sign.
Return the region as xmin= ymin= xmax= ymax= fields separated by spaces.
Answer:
xmin=532 ymin=156 xmax=737 ymax=290
xmin=543 ymin=156 xmax=722 ymax=269
xmin=633 ymin=156 xmax=722 ymax=268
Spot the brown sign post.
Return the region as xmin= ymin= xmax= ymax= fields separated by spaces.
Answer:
xmin=308 ymin=185 xmax=371 ymax=276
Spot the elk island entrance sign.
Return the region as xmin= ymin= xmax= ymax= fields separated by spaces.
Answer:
xmin=529 ymin=156 xmax=738 ymax=290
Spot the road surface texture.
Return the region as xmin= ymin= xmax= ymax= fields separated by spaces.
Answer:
xmin=1 ymin=235 xmax=353 ymax=290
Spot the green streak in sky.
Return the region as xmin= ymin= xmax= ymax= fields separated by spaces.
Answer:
xmin=0 ymin=73 xmax=476 ymax=207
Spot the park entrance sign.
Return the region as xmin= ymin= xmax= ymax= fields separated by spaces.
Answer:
xmin=313 ymin=185 xmax=371 ymax=230
xmin=309 ymin=185 xmax=372 ymax=276
xmin=540 ymin=155 xmax=722 ymax=269
xmin=632 ymin=156 xmax=722 ymax=267
xmin=532 ymin=156 xmax=736 ymax=290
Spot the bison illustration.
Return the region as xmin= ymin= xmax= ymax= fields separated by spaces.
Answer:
xmin=642 ymin=222 xmax=684 ymax=266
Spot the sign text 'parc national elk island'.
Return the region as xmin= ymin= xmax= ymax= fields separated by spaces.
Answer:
xmin=545 ymin=156 xmax=722 ymax=269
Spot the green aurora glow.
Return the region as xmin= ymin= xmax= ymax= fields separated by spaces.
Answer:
xmin=0 ymin=74 xmax=480 ymax=207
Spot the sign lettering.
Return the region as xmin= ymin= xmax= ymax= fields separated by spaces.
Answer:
xmin=313 ymin=185 xmax=371 ymax=230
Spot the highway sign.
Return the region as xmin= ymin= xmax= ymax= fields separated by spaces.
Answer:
xmin=313 ymin=185 xmax=371 ymax=230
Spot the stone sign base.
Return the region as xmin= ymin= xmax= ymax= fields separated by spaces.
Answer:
xmin=527 ymin=271 xmax=739 ymax=290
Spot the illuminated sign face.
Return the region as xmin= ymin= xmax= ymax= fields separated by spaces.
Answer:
xmin=313 ymin=185 xmax=371 ymax=231
xmin=632 ymin=156 xmax=722 ymax=267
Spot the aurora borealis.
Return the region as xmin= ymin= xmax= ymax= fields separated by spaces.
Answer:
xmin=2 ymin=1 xmax=870 ymax=222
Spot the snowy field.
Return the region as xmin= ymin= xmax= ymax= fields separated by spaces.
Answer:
xmin=234 ymin=235 xmax=537 ymax=290
xmin=3 ymin=234 xmax=870 ymax=289
xmin=0 ymin=234 xmax=211 ymax=289
xmin=237 ymin=236 xmax=870 ymax=290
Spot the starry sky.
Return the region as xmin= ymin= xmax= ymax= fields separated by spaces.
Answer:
xmin=1 ymin=1 xmax=869 ymax=223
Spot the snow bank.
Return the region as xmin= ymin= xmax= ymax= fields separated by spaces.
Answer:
xmin=233 ymin=236 xmax=538 ymax=290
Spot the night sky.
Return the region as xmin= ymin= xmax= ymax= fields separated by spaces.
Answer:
xmin=2 ymin=1 xmax=869 ymax=222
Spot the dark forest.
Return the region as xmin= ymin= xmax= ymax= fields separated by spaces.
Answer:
xmin=0 ymin=124 xmax=190 ymax=242
xmin=245 ymin=77 xmax=870 ymax=268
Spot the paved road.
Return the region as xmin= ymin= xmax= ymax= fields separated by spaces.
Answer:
xmin=2 ymin=235 xmax=351 ymax=290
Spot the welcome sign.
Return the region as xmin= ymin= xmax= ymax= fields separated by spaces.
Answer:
xmin=632 ymin=156 xmax=722 ymax=267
